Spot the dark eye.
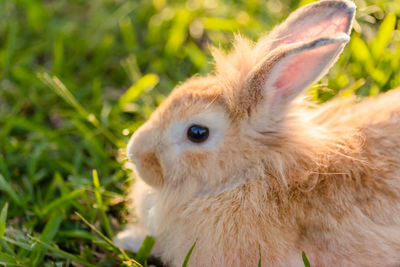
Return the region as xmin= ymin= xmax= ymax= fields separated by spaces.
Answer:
xmin=187 ymin=125 xmax=209 ymax=143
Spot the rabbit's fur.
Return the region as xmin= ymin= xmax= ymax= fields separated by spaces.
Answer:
xmin=115 ymin=0 xmax=400 ymax=266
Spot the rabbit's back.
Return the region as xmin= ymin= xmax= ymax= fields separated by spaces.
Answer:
xmin=292 ymin=88 xmax=400 ymax=265
xmin=315 ymin=87 xmax=400 ymax=129
xmin=314 ymin=88 xmax=400 ymax=178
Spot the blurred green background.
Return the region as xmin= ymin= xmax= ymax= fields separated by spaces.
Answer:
xmin=0 ymin=0 xmax=399 ymax=265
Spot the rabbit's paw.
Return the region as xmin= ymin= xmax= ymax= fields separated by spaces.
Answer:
xmin=114 ymin=224 xmax=150 ymax=252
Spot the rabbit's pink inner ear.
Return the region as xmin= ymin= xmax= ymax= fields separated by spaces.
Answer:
xmin=270 ymin=16 xmax=349 ymax=50
xmin=262 ymin=0 xmax=356 ymax=52
xmin=268 ymin=42 xmax=343 ymax=108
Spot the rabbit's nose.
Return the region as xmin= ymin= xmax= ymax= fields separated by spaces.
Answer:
xmin=127 ymin=125 xmax=147 ymax=153
xmin=126 ymin=136 xmax=138 ymax=162
xmin=126 ymin=124 xmax=158 ymax=163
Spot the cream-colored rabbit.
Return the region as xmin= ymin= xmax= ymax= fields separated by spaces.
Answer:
xmin=115 ymin=0 xmax=400 ymax=266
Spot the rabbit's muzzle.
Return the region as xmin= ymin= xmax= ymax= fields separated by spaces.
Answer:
xmin=127 ymin=127 xmax=165 ymax=187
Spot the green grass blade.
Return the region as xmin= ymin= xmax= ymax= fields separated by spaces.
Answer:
xmin=184 ymin=42 xmax=207 ymax=69
xmin=40 ymin=189 xmax=84 ymax=218
xmin=302 ymin=251 xmax=311 ymax=267
xmin=0 ymin=239 xmax=16 ymax=258
xmin=37 ymin=72 xmax=122 ymax=147
xmin=121 ymin=55 xmax=142 ymax=83
xmin=58 ymin=229 xmax=101 ymax=241
xmin=200 ymin=17 xmax=240 ymax=31
xmin=52 ymin=35 xmax=64 ymax=76
xmin=118 ymin=74 xmax=159 ymax=110
xmin=2 ymin=236 xmax=33 ymax=251
xmin=0 ymin=251 xmax=21 ymax=266
xmin=371 ymin=14 xmax=396 ymax=60
xmin=0 ymin=174 xmax=22 ymax=206
xmin=32 ymin=210 xmax=64 ymax=265
xmin=1 ymin=15 xmax=18 ymax=80
xmin=74 ymin=212 xmax=141 ymax=266
xmin=135 ymin=236 xmax=155 ymax=264
xmin=29 ymin=235 xmax=96 ymax=267
xmin=27 ymin=142 xmax=48 ymax=179
xmin=37 ymin=72 xmax=91 ymax=121
xmin=350 ymin=35 xmax=371 ymax=63
xmin=165 ymin=10 xmax=191 ymax=55
xmin=122 ymin=259 xmax=143 ymax=267
xmin=0 ymin=203 xmax=8 ymax=238
xmin=119 ymin=16 xmax=137 ymax=48
xmin=92 ymin=169 xmax=113 ymax=238
xmin=0 ymin=153 xmax=11 ymax=180
xmin=182 ymin=239 xmax=197 ymax=267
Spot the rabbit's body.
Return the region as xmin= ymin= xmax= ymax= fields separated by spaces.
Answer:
xmin=126 ymin=88 xmax=400 ymax=266
xmin=115 ymin=1 xmax=400 ymax=266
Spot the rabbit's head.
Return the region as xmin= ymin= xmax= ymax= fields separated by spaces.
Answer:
xmin=127 ymin=0 xmax=355 ymax=195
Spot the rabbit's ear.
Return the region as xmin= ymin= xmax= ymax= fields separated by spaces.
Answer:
xmin=247 ymin=35 xmax=349 ymax=122
xmin=257 ymin=0 xmax=355 ymax=52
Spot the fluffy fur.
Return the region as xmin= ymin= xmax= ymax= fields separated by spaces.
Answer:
xmin=115 ymin=1 xmax=400 ymax=266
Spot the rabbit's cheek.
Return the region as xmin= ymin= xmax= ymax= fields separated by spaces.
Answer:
xmin=181 ymin=151 xmax=210 ymax=172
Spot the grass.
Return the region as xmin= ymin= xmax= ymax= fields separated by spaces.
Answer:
xmin=0 ymin=0 xmax=399 ymax=265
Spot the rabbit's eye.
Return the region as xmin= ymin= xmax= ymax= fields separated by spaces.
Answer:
xmin=187 ymin=125 xmax=209 ymax=143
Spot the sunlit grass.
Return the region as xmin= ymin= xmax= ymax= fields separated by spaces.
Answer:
xmin=0 ymin=0 xmax=399 ymax=265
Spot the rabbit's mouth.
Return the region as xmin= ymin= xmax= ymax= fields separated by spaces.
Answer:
xmin=126 ymin=153 xmax=135 ymax=162
xmin=130 ymin=151 xmax=165 ymax=188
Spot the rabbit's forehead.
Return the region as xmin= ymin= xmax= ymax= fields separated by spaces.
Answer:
xmin=154 ymin=93 xmax=226 ymax=129
xmin=152 ymin=79 xmax=228 ymax=126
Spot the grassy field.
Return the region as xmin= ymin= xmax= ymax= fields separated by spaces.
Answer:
xmin=0 ymin=0 xmax=399 ymax=266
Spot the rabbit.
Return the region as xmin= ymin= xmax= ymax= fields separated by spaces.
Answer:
xmin=115 ymin=0 xmax=400 ymax=266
